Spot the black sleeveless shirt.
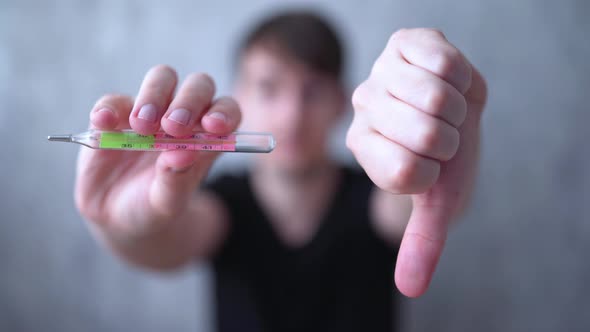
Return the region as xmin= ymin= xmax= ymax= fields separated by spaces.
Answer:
xmin=205 ymin=166 xmax=400 ymax=332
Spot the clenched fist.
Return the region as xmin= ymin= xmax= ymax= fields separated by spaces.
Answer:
xmin=347 ymin=28 xmax=487 ymax=297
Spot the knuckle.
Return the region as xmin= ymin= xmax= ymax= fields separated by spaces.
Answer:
xmin=351 ymin=81 xmax=371 ymax=111
xmin=433 ymin=49 xmax=460 ymax=78
xmin=188 ymin=72 xmax=216 ymax=93
xmin=143 ymin=65 xmax=178 ymax=93
xmin=193 ymin=91 xmax=213 ymax=108
xmin=143 ymin=69 xmax=176 ymax=93
xmin=151 ymin=64 xmax=178 ymax=79
xmin=416 ymin=121 xmax=460 ymax=160
xmin=148 ymin=86 xmax=169 ymax=100
xmin=445 ymin=127 xmax=461 ymax=160
xmin=455 ymin=95 xmax=468 ymax=124
xmin=388 ymin=157 xmax=420 ymax=192
xmin=434 ymin=49 xmax=472 ymax=88
xmin=389 ymin=28 xmax=409 ymax=44
xmin=177 ymin=73 xmax=216 ymax=108
xmin=345 ymin=125 xmax=358 ymax=153
xmin=345 ymin=120 xmax=366 ymax=157
xmin=387 ymin=156 xmax=439 ymax=193
xmin=423 ymin=28 xmax=445 ymax=39
xmin=216 ymin=96 xmax=239 ymax=110
xmin=214 ymin=96 xmax=241 ymax=123
xmin=424 ymin=85 xmax=449 ymax=114
xmin=370 ymin=55 xmax=389 ymax=77
xmin=417 ymin=122 xmax=441 ymax=153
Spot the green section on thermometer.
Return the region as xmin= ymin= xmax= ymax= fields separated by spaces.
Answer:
xmin=99 ymin=132 xmax=155 ymax=149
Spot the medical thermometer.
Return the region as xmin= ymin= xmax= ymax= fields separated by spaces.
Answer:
xmin=48 ymin=129 xmax=275 ymax=153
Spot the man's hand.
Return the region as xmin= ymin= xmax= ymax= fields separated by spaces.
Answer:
xmin=347 ymin=28 xmax=487 ymax=297
xmin=75 ymin=65 xmax=240 ymax=267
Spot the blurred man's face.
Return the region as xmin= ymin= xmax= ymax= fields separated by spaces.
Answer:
xmin=234 ymin=46 xmax=344 ymax=173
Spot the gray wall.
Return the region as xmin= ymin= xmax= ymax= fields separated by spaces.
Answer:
xmin=1 ymin=0 xmax=589 ymax=331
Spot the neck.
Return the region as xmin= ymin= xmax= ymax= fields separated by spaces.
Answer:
xmin=249 ymin=157 xmax=342 ymax=247
xmin=252 ymin=157 xmax=338 ymax=193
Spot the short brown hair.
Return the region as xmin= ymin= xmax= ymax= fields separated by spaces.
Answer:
xmin=236 ymin=10 xmax=345 ymax=79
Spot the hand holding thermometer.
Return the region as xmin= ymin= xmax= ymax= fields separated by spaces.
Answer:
xmin=48 ymin=129 xmax=276 ymax=153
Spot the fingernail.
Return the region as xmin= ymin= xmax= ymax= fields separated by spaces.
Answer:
xmin=97 ymin=107 xmax=114 ymax=115
xmin=168 ymin=108 xmax=191 ymax=126
xmin=169 ymin=164 xmax=194 ymax=173
xmin=138 ymin=104 xmax=158 ymax=122
xmin=207 ymin=111 xmax=226 ymax=123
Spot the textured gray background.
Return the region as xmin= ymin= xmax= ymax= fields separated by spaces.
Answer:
xmin=1 ymin=0 xmax=589 ymax=331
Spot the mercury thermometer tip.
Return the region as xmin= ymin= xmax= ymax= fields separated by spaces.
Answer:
xmin=269 ymin=136 xmax=276 ymax=152
xmin=47 ymin=134 xmax=72 ymax=143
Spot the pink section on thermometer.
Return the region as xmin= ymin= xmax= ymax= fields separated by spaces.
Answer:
xmin=153 ymin=132 xmax=236 ymax=151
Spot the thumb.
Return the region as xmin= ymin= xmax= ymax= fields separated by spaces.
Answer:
xmin=149 ymin=150 xmax=219 ymax=220
xmin=394 ymin=109 xmax=480 ymax=297
xmin=394 ymin=184 xmax=453 ymax=297
xmin=395 ymin=66 xmax=486 ymax=297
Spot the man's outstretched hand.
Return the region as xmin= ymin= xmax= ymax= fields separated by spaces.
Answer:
xmin=347 ymin=28 xmax=487 ymax=297
xmin=76 ymin=66 xmax=241 ymax=241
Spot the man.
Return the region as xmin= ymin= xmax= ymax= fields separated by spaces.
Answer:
xmin=75 ymin=11 xmax=487 ymax=332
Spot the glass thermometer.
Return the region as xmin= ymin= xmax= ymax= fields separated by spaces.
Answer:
xmin=48 ymin=129 xmax=275 ymax=153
